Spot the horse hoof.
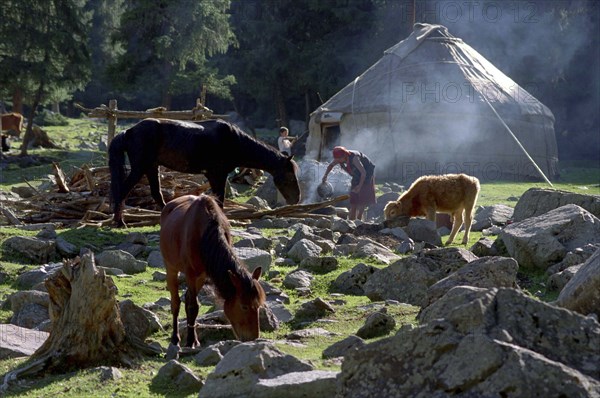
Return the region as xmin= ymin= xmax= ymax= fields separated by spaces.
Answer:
xmin=165 ymin=343 xmax=180 ymax=360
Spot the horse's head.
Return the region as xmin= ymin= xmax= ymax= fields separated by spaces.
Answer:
xmin=273 ymin=155 xmax=301 ymax=205
xmin=384 ymin=201 xmax=404 ymax=220
xmin=225 ymin=267 xmax=266 ymax=341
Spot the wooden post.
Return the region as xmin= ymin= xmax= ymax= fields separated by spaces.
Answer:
xmin=107 ymin=99 xmax=118 ymax=153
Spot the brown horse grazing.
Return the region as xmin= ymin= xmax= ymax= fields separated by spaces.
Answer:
xmin=1 ymin=113 xmax=24 ymax=137
xmin=109 ymin=118 xmax=301 ymax=226
xmin=160 ymin=194 xmax=266 ymax=349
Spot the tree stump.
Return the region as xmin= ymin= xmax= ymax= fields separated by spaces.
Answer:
xmin=2 ymin=250 xmax=159 ymax=391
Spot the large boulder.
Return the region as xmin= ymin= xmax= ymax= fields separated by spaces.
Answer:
xmin=339 ymin=287 xmax=600 ymax=397
xmin=472 ymin=204 xmax=514 ymax=231
xmin=3 ymin=236 xmax=56 ymax=264
xmin=363 ymin=248 xmax=477 ymax=306
xmin=423 ymin=256 xmax=518 ymax=308
xmin=0 ymin=324 xmax=48 ymax=359
xmin=513 ymin=187 xmax=600 ymax=222
xmin=500 ymin=204 xmax=600 ymax=270
xmin=200 ymin=341 xmax=313 ymax=398
xmin=555 ymin=248 xmax=600 ymax=318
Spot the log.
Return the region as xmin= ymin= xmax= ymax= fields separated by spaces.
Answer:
xmin=0 ymin=205 xmax=22 ymax=225
xmin=51 ymin=162 xmax=70 ymax=193
xmin=1 ymin=251 xmax=159 ymax=392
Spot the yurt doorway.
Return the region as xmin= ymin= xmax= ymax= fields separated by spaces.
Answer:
xmin=318 ymin=124 xmax=341 ymax=160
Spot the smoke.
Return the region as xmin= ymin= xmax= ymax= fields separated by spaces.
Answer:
xmin=297 ymin=159 xmax=351 ymax=204
xmin=409 ymin=0 xmax=600 ymax=161
xmin=311 ymin=1 xmax=599 ymax=183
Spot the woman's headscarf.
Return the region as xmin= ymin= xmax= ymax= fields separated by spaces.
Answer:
xmin=332 ymin=146 xmax=349 ymax=159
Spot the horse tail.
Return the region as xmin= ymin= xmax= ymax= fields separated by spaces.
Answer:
xmin=108 ymin=133 xmax=127 ymax=213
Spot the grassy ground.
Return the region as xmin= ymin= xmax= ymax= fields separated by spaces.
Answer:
xmin=0 ymin=117 xmax=598 ymax=396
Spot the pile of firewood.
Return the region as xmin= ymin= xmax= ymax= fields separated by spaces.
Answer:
xmin=0 ymin=163 xmax=348 ymax=228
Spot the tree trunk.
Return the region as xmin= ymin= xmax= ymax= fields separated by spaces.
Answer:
xmin=12 ymin=87 xmax=23 ymax=115
xmin=51 ymin=102 xmax=60 ymax=114
xmin=35 ymin=251 xmax=137 ymax=367
xmin=1 ymin=251 xmax=156 ymax=391
xmin=161 ymin=61 xmax=173 ymax=109
xmin=304 ymin=90 xmax=311 ymax=129
xmin=274 ymin=81 xmax=287 ymax=128
xmin=19 ymin=91 xmax=41 ymax=156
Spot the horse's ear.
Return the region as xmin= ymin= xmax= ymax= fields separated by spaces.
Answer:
xmin=251 ymin=267 xmax=262 ymax=281
xmin=228 ymin=270 xmax=242 ymax=289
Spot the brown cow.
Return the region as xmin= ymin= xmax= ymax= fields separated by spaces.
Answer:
xmin=384 ymin=173 xmax=480 ymax=245
xmin=1 ymin=113 xmax=24 ymax=137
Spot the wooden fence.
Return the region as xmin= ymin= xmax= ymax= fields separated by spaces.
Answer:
xmin=75 ymin=98 xmax=226 ymax=152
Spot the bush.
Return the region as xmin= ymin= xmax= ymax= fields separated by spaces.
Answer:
xmin=34 ymin=110 xmax=69 ymax=126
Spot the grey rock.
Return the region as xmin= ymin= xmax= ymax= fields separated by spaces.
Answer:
xmin=396 ymin=239 xmax=415 ymax=254
xmin=500 ymin=204 xmax=600 ymax=270
xmin=200 ymin=341 xmax=313 ymax=398
xmin=286 ymin=327 xmax=338 ymax=340
xmin=299 ymin=256 xmax=339 ymax=273
xmin=405 ymin=218 xmax=442 ymax=246
xmin=125 ymin=232 xmax=148 ymax=245
xmin=36 ymin=227 xmax=56 ymax=240
xmin=472 ymin=204 xmax=514 ymax=231
xmin=282 ymin=269 xmax=313 ymax=289
xmin=15 ymin=263 xmax=62 ymax=289
xmin=246 ymin=196 xmax=271 ymax=210
xmin=295 ymin=297 xmax=335 ymax=320
xmin=259 ymin=304 xmax=280 ymax=332
xmin=469 ymin=237 xmax=498 ymax=257
xmin=95 ymin=366 xmax=123 ymax=382
xmin=331 ymin=217 xmax=355 ymax=234
xmin=95 ymin=250 xmax=147 ymax=274
xmin=424 ymin=256 xmax=519 ymax=308
xmin=55 ymin=237 xmax=78 ymax=257
xmin=354 ymin=238 xmax=401 ymax=264
xmin=331 ymin=263 xmax=377 ymax=295
xmin=363 ymin=248 xmax=477 ymax=306
xmin=146 ymin=250 xmax=165 ymax=268
xmin=287 ymin=239 xmax=322 ymax=263
xmin=356 ymin=310 xmax=396 ymax=339
xmin=546 ymin=243 xmax=600 ymax=275
xmin=340 ymin=287 xmax=600 ymax=397
xmin=512 ymin=187 xmax=600 ymax=221
xmin=322 ymin=335 xmax=365 ymax=359
xmin=233 ymin=247 xmax=271 ymax=275
xmin=156 ymin=360 xmax=203 ymax=394
xmin=555 ymin=248 xmax=600 ymax=318
xmin=119 ymin=299 xmax=163 ymax=341
xmin=0 ymin=324 xmax=48 ymax=359
xmin=547 ymin=264 xmax=583 ymax=292
xmin=4 ymin=236 xmax=56 ymax=264
xmin=115 ymin=242 xmax=146 ymax=258
xmin=11 ymin=303 xmax=49 ymax=329
xmin=254 ymin=370 xmax=338 ymax=398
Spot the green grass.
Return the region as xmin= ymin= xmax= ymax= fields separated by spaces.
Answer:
xmin=0 ymin=117 xmax=597 ymax=396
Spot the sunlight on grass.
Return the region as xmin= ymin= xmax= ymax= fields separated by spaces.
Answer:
xmin=0 ymin=117 xmax=597 ymax=397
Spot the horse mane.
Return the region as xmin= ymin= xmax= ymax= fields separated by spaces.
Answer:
xmin=199 ymin=196 xmax=259 ymax=301
xmin=222 ymin=120 xmax=289 ymax=169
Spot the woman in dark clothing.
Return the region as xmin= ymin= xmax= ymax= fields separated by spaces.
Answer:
xmin=321 ymin=145 xmax=376 ymax=220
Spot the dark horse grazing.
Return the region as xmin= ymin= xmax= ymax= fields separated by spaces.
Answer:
xmin=109 ymin=118 xmax=301 ymax=226
xmin=160 ymin=194 xmax=266 ymax=350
